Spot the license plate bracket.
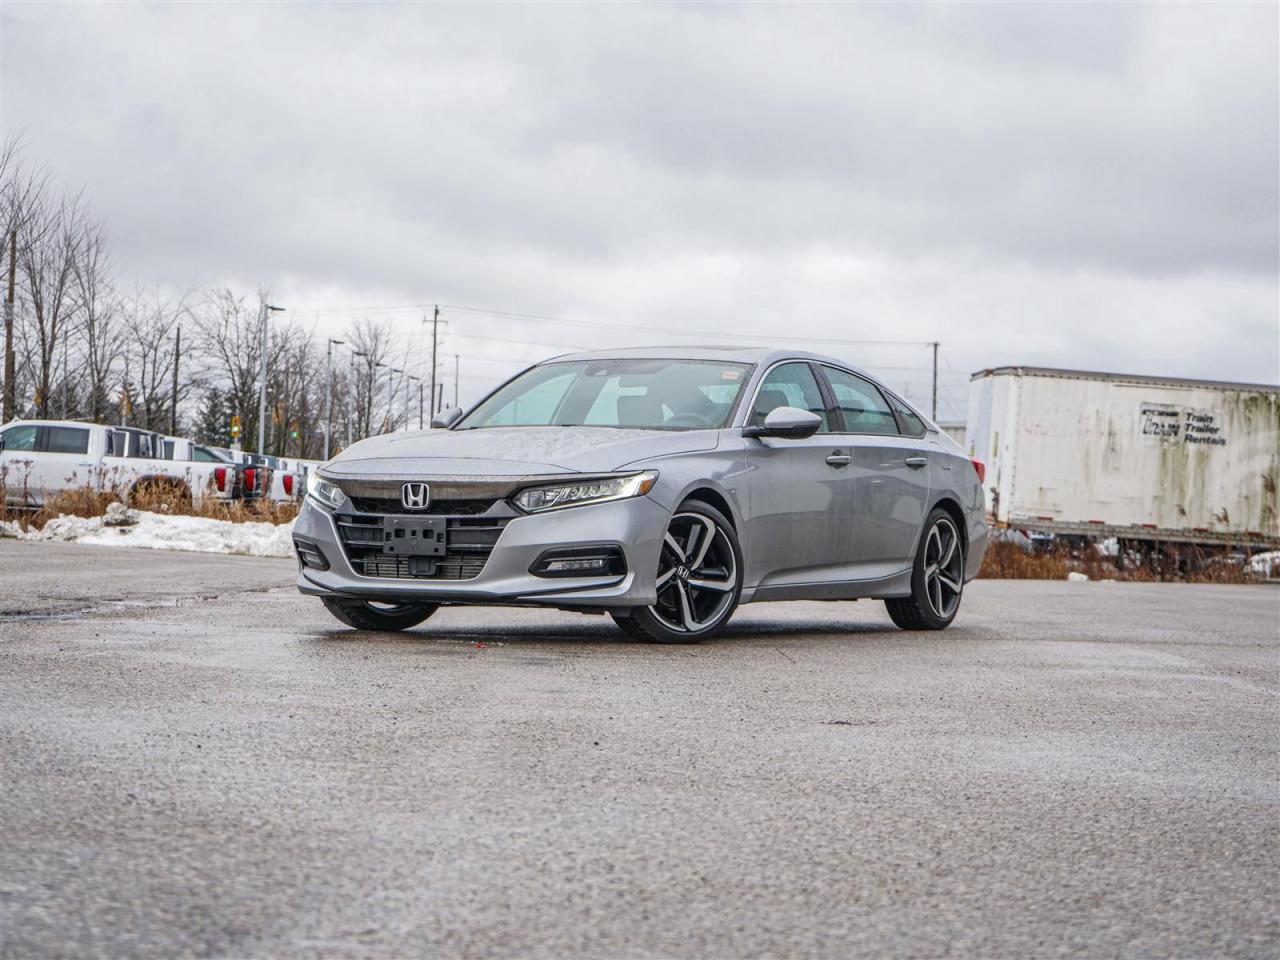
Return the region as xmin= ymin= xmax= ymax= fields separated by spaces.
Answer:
xmin=381 ymin=516 xmax=447 ymax=557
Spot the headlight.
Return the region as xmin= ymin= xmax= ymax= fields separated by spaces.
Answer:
xmin=307 ymin=473 xmax=346 ymax=510
xmin=513 ymin=471 xmax=658 ymax=513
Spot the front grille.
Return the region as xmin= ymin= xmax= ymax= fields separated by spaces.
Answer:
xmin=348 ymin=496 xmax=496 ymax=516
xmin=335 ymin=510 xmax=511 ymax=580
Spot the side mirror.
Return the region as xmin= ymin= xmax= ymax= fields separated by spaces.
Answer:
xmin=430 ymin=406 xmax=464 ymax=430
xmin=743 ymin=406 xmax=822 ymax=440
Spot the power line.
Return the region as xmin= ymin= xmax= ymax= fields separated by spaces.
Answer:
xmin=286 ymin=298 xmax=936 ymax=350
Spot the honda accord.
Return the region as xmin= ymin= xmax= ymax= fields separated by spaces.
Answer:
xmin=293 ymin=347 xmax=988 ymax=642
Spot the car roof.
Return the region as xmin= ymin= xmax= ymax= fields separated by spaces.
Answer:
xmin=546 ymin=344 xmax=872 ymax=372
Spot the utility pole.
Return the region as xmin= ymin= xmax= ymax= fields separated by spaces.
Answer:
xmin=348 ymin=349 xmax=366 ymax=448
xmin=931 ymin=341 xmax=939 ymax=421
xmin=170 ymin=324 xmax=181 ymax=435
xmin=59 ymin=336 xmax=68 ymax=419
xmin=435 ymin=382 xmax=443 ymax=415
xmin=453 ymin=355 xmax=459 ymax=408
xmin=324 ymin=338 xmax=343 ymax=459
xmin=418 ymin=382 xmax=425 ymax=428
xmin=3 ymin=229 xmax=16 ymax=422
xmin=256 ymin=300 xmax=285 ymax=454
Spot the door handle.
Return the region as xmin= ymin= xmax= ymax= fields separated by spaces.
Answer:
xmin=905 ymin=456 xmax=928 ymax=469
xmin=825 ymin=453 xmax=852 ymax=467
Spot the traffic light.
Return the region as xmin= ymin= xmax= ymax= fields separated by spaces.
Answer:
xmin=230 ymin=415 xmax=241 ymax=438
xmin=289 ymin=423 xmax=299 ymax=440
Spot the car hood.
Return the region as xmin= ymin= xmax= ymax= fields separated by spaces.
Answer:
xmin=321 ymin=426 xmax=721 ymax=479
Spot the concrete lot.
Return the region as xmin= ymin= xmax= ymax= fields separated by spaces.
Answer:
xmin=0 ymin=540 xmax=1276 ymax=958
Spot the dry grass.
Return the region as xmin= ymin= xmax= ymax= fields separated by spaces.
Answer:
xmin=978 ymin=538 xmax=1261 ymax=583
xmin=1 ymin=482 xmax=298 ymax=532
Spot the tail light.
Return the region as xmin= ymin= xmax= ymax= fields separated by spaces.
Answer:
xmin=214 ymin=467 xmax=227 ymax=492
xmin=971 ymin=459 xmax=985 ymax=484
xmin=283 ymin=474 xmax=294 ymax=496
xmin=244 ymin=467 xmax=256 ymax=493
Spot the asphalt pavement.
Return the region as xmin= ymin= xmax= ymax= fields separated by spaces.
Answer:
xmin=0 ymin=540 xmax=1276 ymax=958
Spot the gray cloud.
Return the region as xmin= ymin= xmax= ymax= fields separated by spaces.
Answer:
xmin=1 ymin=1 xmax=1276 ymax=413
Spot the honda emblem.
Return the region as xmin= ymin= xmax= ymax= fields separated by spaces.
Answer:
xmin=401 ymin=482 xmax=430 ymax=510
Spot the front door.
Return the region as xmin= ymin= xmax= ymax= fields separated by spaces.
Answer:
xmin=743 ymin=361 xmax=857 ymax=588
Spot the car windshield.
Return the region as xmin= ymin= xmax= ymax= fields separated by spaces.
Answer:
xmin=457 ymin=359 xmax=752 ymax=431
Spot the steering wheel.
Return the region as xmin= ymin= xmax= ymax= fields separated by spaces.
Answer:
xmin=665 ymin=411 xmax=714 ymax=429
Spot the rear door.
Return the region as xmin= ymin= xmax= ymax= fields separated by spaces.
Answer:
xmin=818 ymin=366 xmax=932 ymax=580
xmin=743 ymin=361 xmax=857 ymax=587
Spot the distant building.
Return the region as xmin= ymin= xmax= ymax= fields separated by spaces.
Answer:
xmin=937 ymin=420 xmax=966 ymax=447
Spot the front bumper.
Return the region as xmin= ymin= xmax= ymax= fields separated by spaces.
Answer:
xmin=293 ymin=494 xmax=668 ymax=608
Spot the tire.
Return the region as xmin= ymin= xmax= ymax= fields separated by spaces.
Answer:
xmin=886 ymin=508 xmax=965 ymax=631
xmin=611 ymin=499 xmax=743 ymax=644
xmin=321 ymin=597 xmax=438 ymax=632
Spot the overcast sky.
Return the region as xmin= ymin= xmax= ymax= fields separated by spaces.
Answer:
xmin=2 ymin=1 xmax=1276 ymax=416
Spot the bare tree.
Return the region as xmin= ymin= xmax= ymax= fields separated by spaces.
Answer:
xmin=118 ymin=285 xmax=193 ymax=432
xmin=18 ymin=190 xmax=86 ymax=417
xmin=72 ymin=219 xmax=121 ymax=422
xmin=193 ymin=289 xmax=289 ymax=452
xmin=344 ymin=319 xmax=393 ymax=443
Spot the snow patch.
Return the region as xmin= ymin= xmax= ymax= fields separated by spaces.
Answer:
xmin=1066 ymin=571 xmax=1090 ymax=582
xmin=0 ymin=508 xmax=294 ymax=558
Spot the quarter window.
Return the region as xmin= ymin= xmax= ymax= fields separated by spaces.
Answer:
xmin=43 ymin=426 xmax=90 ymax=455
xmin=888 ymin=394 xmax=928 ymax=438
xmin=750 ymin=363 xmax=830 ymax=432
xmin=822 ymin=367 xmax=898 ymax=436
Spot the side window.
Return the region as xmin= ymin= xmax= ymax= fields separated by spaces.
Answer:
xmin=193 ymin=446 xmax=218 ymax=463
xmin=749 ymin=363 xmax=830 ymax=432
xmin=43 ymin=426 xmax=90 ymax=455
xmin=888 ymin=394 xmax=927 ymax=438
xmin=822 ymin=367 xmax=898 ymax=436
xmin=162 ymin=440 xmax=176 ymax=460
xmin=0 ymin=424 xmax=38 ymax=452
xmin=105 ymin=431 xmax=127 ymax=457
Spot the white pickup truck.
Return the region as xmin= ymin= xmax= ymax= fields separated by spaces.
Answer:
xmin=239 ymin=452 xmax=302 ymax=502
xmin=0 ymin=419 xmax=263 ymax=508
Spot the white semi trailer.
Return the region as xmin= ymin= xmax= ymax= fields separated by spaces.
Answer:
xmin=965 ymin=367 xmax=1279 ymax=548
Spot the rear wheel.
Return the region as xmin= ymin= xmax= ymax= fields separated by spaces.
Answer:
xmin=886 ymin=508 xmax=965 ymax=630
xmin=321 ymin=598 xmax=438 ymax=632
xmin=612 ymin=500 xmax=742 ymax=643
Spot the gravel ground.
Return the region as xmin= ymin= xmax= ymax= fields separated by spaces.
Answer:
xmin=0 ymin=540 xmax=1276 ymax=958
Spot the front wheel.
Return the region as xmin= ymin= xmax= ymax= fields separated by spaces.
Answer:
xmin=885 ymin=508 xmax=965 ymax=630
xmin=321 ymin=598 xmax=438 ymax=632
xmin=611 ymin=500 xmax=743 ymax=644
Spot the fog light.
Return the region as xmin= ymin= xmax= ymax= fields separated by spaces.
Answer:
xmin=545 ymin=558 xmax=609 ymax=573
xmin=293 ymin=538 xmax=330 ymax=571
xmin=530 ymin=545 xmax=626 ymax=578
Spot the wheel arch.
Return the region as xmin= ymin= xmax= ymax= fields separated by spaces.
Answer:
xmin=931 ymin=496 xmax=968 ymax=552
xmin=678 ymin=485 xmax=738 ymax=530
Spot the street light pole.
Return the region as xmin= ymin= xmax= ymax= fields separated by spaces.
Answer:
xmin=387 ymin=366 xmax=402 ymax=432
xmin=324 ymin=338 xmax=344 ymax=460
xmin=348 ymin=349 xmax=367 ymax=447
xmin=256 ymin=300 xmax=285 ymax=454
xmin=406 ymin=374 xmax=420 ymax=430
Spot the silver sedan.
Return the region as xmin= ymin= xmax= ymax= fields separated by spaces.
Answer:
xmin=294 ymin=347 xmax=988 ymax=642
